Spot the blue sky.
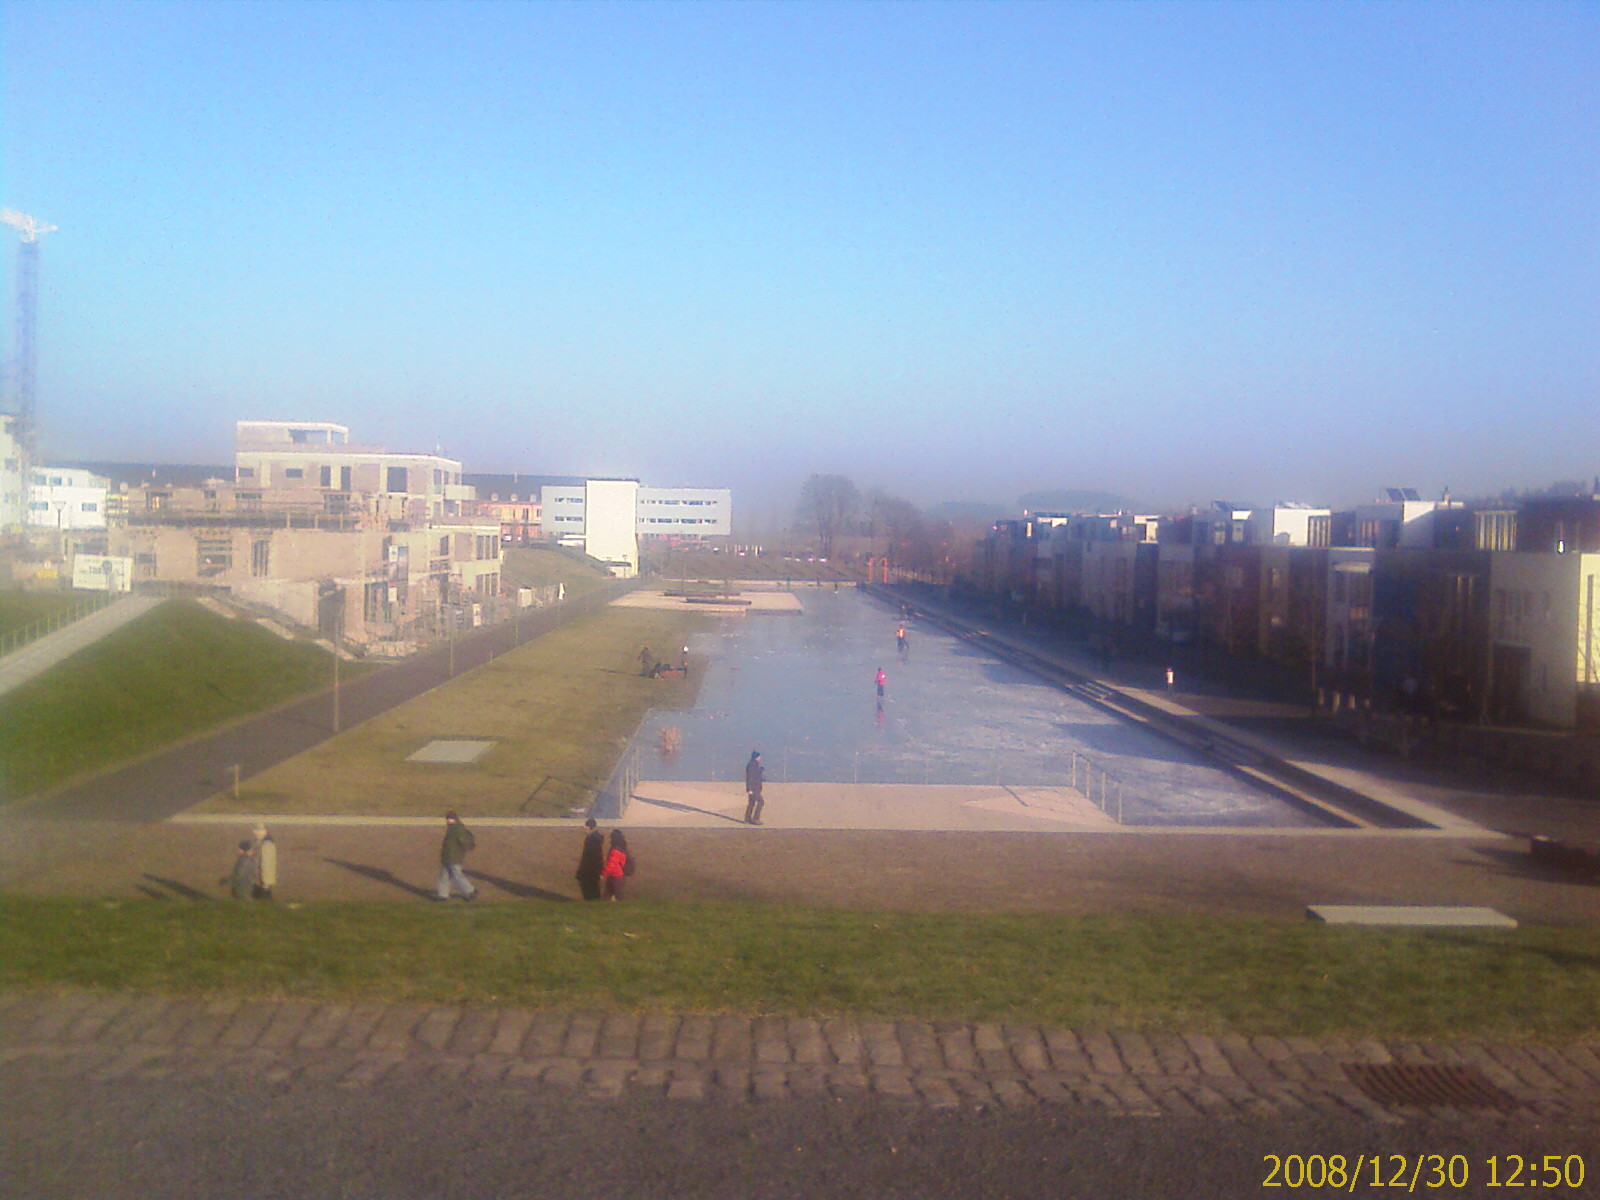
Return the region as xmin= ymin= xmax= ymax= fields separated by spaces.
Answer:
xmin=2 ymin=1 xmax=1596 ymax=524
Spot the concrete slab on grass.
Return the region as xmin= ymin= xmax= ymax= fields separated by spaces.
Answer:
xmin=407 ymin=739 xmax=495 ymax=764
xmin=1307 ymin=905 xmax=1517 ymax=928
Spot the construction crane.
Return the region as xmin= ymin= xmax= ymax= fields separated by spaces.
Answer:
xmin=1 ymin=208 xmax=58 ymax=459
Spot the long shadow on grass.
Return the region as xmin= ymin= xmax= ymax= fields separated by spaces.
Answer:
xmin=471 ymin=870 xmax=575 ymax=903
xmin=140 ymin=874 xmax=213 ymax=902
xmin=325 ymin=858 xmax=435 ymax=900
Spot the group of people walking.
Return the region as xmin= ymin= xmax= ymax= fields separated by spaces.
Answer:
xmin=224 ymin=812 xmax=635 ymax=904
xmin=574 ymin=818 xmax=633 ymax=901
xmin=437 ymin=811 xmax=634 ymax=903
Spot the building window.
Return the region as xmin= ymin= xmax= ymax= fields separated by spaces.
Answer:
xmin=439 ymin=536 xmax=450 ymax=556
xmin=197 ymin=537 xmax=233 ymax=577
xmin=324 ymin=493 xmax=351 ymax=515
xmin=387 ymin=467 xmax=407 ymax=492
xmin=237 ymin=467 xmax=255 ymax=480
xmin=237 ymin=492 xmax=262 ymax=510
xmin=251 ymin=539 xmax=271 ymax=578
xmin=320 ymin=465 xmax=332 ymax=487
xmin=284 ymin=467 xmax=304 ymax=480
xmin=81 ymin=501 xmax=98 ymax=512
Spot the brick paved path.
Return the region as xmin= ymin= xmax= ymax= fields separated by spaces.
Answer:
xmin=6 ymin=992 xmax=1596 ymax=1124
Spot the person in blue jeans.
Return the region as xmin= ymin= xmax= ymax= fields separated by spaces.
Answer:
xmin=434 ymin=810 xmax=478 ymax=901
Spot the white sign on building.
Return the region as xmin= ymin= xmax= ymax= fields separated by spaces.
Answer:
xmin=72 ymin=554 xmax=135 ymax=593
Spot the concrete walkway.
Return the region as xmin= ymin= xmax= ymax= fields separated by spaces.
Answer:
xmin=3 ymin=991 xmax=1595 ymax=1123
xmin=0 ymin=595 xmax=164 ymax=699
xmin=623 ymin=781 xmax=1123 ymax=830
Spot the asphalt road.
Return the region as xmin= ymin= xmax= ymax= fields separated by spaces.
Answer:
xmin=5 ymin=1067 xmax=1598 ymax=1200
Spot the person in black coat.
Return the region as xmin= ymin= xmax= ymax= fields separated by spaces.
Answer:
xmin=574 ymin=818 xmax=605 ymax=900
xmin=743 ymin=750 xmax=765 ymax=825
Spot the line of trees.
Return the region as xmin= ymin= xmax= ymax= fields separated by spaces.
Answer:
xmin=794 ymin=473 xmax=966 ymax=576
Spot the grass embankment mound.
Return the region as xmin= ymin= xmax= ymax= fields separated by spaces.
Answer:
xmin=2 ymin=898 xmax=1597 ymax=1041
xmin=0 ymin=600 xmax=336 ymax=801
xmin=201 ymin=606 xmax=706 ymax=818
xmin=500 ymin=545 xmax=614 ymax=600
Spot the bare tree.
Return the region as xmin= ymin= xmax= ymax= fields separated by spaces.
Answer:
xmin=797 ymin=474 xmax=860 ymax=560
xmin=874 ymin=495 xmax=923 ymax=564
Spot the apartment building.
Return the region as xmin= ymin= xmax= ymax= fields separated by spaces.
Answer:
xmin=77 ymin=421 xmax=500 ymax=646
xmin=1487 ymin=551 xmax=1600 ymax=728
xmin=233 ymin=421 xmax=473 ymax=524
xmin=0 ymin=415 xmax=23 ymax=533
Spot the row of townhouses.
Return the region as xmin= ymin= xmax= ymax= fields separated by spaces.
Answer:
xmin=2 ymin=419 xmax=731 ymax=650
xmin=969 ymin=490 xmax=1600 ymax=733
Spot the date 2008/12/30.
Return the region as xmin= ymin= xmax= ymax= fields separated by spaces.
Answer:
xmin=1262 ymin=1153 xmax=1586 ymax=1191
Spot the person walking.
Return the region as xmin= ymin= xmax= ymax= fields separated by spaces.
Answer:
xmin=875 ymin=666 xmax=887 ymax=700
xmin=601 ymin=829 xmax=632 ymax=901
xmin=222 ymin=838 xmax=256 ymax=899
xmin=252 ymin=823 xmax=277 ymax=900
xmin=435 ymin=810 xmax=478 ymax=901
xmin=743 ymin=750 xmax=765 ymax=825
xmin=638 ymin=646 xmax=655 ymax=677
xmin=574 ymin=817 xmax=605 ymax=901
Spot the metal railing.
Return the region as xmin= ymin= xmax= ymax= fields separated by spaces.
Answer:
xmin=0 ymin=592 xmax=119 ymax=658
xmin=593 ymin=745 xmax=644 ymax=821
xmin=1069 ymin=748 xmax=1125 ymax=823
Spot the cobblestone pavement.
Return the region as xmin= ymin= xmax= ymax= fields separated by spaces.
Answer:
xmin=6 ymin=992 xmax=1597 ymax=1126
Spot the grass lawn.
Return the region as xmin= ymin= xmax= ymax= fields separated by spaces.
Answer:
xmin=197 ymin=605 xmax=708 ymax=818
xmin=2 ymin=897 xmax=1597 ymax=1041
xmin=0 ymin=600 xmax=337 ymax=801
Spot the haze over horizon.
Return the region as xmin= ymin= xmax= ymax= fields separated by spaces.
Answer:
xmin=3 ymin=2 xmax=1595 ymax=523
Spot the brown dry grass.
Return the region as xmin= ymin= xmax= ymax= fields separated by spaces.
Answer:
xmin=193 ymin=605 xmax=708 ymax=818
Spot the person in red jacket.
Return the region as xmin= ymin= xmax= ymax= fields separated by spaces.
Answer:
xmin=601 ymin=829 xmax=632 ymax=901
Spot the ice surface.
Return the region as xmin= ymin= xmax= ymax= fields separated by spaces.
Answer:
xmin=633 ymin=589 xmax=1322 ymax=828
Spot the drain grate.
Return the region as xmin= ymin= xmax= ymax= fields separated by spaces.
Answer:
xmin=1345 ymin=1063 xmax=1520 ymax=1111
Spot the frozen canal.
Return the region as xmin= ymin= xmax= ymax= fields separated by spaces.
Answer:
xmin=633 ymin=589 xmax=1323 ymax=828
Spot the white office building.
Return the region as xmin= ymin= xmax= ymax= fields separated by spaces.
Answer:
xmin=543 ymin=481 xmax=732 ymax=577
xmin=28 ymin=466 xmax=110 ymax=531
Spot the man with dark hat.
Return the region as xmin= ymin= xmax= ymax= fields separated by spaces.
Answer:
xmin=743 ymin=750 xmax=765 ymax=825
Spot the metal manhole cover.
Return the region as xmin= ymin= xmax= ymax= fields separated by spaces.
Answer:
xmin=1345 ymin=1063 xmax=1519 ymax=1111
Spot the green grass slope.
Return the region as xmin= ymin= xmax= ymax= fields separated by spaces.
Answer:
xmin=2 ymin=899 xmax=1597 ymax=1040
xmin=0 ymin=600 xmax=335 ymax=801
